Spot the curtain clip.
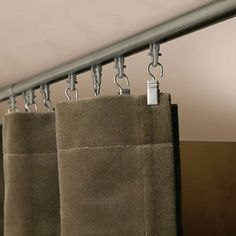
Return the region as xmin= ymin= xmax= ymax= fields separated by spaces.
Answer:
xmin=147 ymin=42 xmax=164 ymax=105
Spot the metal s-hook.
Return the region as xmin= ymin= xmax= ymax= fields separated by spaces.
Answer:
xmin=147 ymin=42 xmax=164 ymax=105
xmin=114 ymin=56 xmax=130 ymax=95
xmin=40 ymin=84 xmax=54 ymax=111
xmin=23 ymin=89 xmax=37 ymax=112
xmin=147 ymin=62 xmax=163 ymax=80
xmin=7 ymin=85 xmax=18 ymax=113
xmin=65 ymin=73 xmax=78 ymax=100
xmin=91 ymin=65 xmax=102 ymax=96
xmin=114 ymin=74 xmax=130 ymax=95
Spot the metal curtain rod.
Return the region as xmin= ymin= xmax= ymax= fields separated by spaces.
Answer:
xmin=0 ymin=0 xmax=235 ymax=102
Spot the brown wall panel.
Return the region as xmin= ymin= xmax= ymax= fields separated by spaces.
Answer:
xmin=180 ymin=142 xmax=236 ymax=236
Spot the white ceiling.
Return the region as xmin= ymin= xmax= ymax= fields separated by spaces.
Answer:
xmin=0 ymin=0 xmax=235 ymax=142
xmin=0 ymin=0 xmax=213 ymax=85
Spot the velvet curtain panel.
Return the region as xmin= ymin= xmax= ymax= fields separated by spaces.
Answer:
xmin=1 ymin=94 xmax=181 ymax=236
xmin=3 ymin=113 xmax=60 ymax=235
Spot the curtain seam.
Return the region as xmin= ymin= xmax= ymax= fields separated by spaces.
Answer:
xmin=4 ymin=152 xmax=57 ymax=156
xmin=57 ymin=142 xmax=174 ymax=152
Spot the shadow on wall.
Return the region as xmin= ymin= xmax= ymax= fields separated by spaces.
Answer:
xmin=181 ymin=141 xmax=236 ymax=236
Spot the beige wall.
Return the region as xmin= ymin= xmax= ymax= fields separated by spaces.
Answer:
xmin=181 ymin=141 xmax=236 ymax=236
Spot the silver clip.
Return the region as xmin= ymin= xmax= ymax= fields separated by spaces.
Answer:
xmin=40 ymin=84 xmax=54 ymax=111
xmin=147 ymin=42 xmax=163 ymax=105
xmin=65 ymin=73 xmax=78 ymax=100
xmin=91 ymin=65 xmax=102 ymax=96
xmin=114 ymin=56 xmax=130 ymax=95
xmin=147 ymin=79 xmax=159 ymax=105
xmin=23 ymin=89 xmax=37 ymax=112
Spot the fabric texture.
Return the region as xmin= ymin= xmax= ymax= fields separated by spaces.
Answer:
xmin=3 ymin=113 xmax=60 ymax=236
xmin=56 ymin=93 xmax=180 ymax=236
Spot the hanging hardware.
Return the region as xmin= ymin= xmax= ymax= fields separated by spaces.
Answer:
xmin=7 ymin=85 xmax=18 ymax=113
xmin=114 ymin=56 xmax=130 ymax=95
xmin=40 ymin=84 xmax=54 ymax=111
xmin=147 ymin=42 xmax=164 ymax=105
xmin=65 ymin=73 xmax=78 ymax=100
xmin=91 ymin=65 xmax=102 ymax=96
xmin=23 ymin=89 xmax=37 ymax=112
xmin=114 ymin=56 xmax=126 ymax=78
xmin=0 ymin=1 xmax=233 ymax=103
xmin=8 ymin=96 xmax=17 ymax=113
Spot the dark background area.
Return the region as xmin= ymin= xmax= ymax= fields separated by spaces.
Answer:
xmin=181 ymin=141 xmax=236 ymax=236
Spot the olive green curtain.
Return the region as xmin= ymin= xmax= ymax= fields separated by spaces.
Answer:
xmin=56 ymin=94 xmax=181 ymax=236
xmin=3 ymin=113 xmax=60 ymax=236
xmin=1 ymin=94 xmax=181 ymax=236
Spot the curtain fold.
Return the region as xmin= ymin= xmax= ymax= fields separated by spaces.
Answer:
xmin=56 ymin=93 xmax=180 ymax=236
xmin=0 ymin=94 xmax=180 ymax=235
xmin=3 ymin=113 xmax=60 ymax=236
